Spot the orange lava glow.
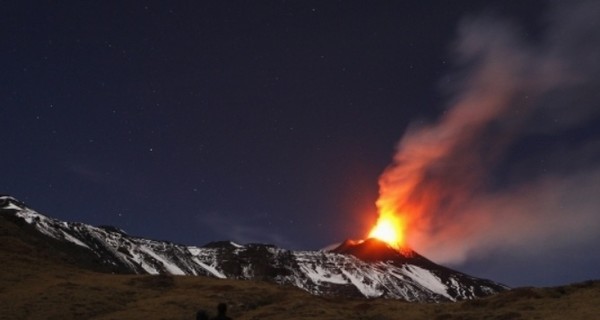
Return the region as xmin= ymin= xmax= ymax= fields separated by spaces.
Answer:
xmin=368 ymin=212 xmax=405 ymax=249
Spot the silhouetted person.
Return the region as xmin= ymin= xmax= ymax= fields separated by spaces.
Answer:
xmin=211 ymin=302 xmax=232 ymax=320
xmin=196 ymin=310 xmax=209 ymax=320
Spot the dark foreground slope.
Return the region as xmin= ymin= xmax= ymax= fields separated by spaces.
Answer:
xmin=2 ymin=212 xmax=600 ymax=320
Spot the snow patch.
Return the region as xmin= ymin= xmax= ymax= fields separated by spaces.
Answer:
xmin=404 ymin=265 xmax=453 ymax=300
xmin=60 ymin=230 xmax=90 ymax=249
xmin=300 ymin=264 xmax=348 ymax=285
xmin=139 ymin=245 xmax=185 ymax=275
xmin=229 ymin=241 xmax=244 ymax=248
xmin=187 ymin=247 xmax=201 ymax=256
xmin=340 ymin=269 xmax=382 ymax=298
xmin=193 ymin=258 xmax=226 ymax=278
xmin=3 ymin=202 xmax=23 ymax=210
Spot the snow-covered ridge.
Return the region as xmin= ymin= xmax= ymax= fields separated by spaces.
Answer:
xmin=0 ymin=195 xmax=508 ymax=301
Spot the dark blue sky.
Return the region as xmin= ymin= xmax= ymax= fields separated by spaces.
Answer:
xmin=5 ymin=1 xmax=600 ymax=287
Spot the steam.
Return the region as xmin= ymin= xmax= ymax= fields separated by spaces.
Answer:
xmin=380 ymin=1 xmax=600 ymax=264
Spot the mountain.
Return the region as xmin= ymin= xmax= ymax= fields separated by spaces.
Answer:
xmin=0 ymin=195 xmax=507 ymax=301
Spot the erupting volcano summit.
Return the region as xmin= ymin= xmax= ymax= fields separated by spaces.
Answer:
xmin=368 ymin=214 xmax=406 ymax=250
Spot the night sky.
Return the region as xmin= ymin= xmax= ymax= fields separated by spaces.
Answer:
xmin=3 ymin=1 xmax=600 ymax=287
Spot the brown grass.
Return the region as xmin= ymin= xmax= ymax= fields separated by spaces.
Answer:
xmin=1 ymin=215 xmax=599 ymax=320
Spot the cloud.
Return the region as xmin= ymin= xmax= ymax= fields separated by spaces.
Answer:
xmin=376 ymin=0 xmax=600 ymax=275
xmin=195 ymin=211 xmax=293 ymax=247
xmin=419 ymin=166 xmax=600 ymax=264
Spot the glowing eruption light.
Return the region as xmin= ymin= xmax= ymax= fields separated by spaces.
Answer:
xmin=368 ymin=212 xmax=405 ymax=250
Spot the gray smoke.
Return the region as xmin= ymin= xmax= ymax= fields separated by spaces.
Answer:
xmin=380 ymin=1 xmax=600 ymax=270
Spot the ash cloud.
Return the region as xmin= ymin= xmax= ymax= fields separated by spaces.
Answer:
xmin=382 ymin=0 xmax=600 ymax=274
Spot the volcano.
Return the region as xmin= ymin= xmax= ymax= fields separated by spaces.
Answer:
xmin=332 ymin=238 xmax=423 ymax=263
xmin=0 ymin=195 xmax=507 ymax=301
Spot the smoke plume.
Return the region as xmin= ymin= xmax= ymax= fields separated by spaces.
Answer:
xmin=379 ymin=1 xmax=600 ymax=265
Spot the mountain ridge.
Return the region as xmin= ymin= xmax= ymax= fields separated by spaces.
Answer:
xmin=0 ymin=195 xmax=507 ymax=301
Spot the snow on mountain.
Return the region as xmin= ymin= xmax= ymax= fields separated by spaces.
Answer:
xmin=0 ymin=195 xmax=508 ymax=301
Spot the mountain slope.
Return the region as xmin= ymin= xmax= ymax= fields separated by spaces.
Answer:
xmin=2 ymin=218 xmax=597 ymax=320
xmin=0 ymin=195 xmax=507 ymax=301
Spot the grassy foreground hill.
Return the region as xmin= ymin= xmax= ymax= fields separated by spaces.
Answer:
xmin=1 ymin=214 xmax=599 ymax=320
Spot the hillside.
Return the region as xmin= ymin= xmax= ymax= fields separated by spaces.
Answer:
xmin=0 ymin=195 xmax=506 ymax=301
xmin=2 ymin=205 xmax=600 ymax=320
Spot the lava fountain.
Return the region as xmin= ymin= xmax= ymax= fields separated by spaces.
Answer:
xmin=368 ymin=211 xmax=405 ymax=250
